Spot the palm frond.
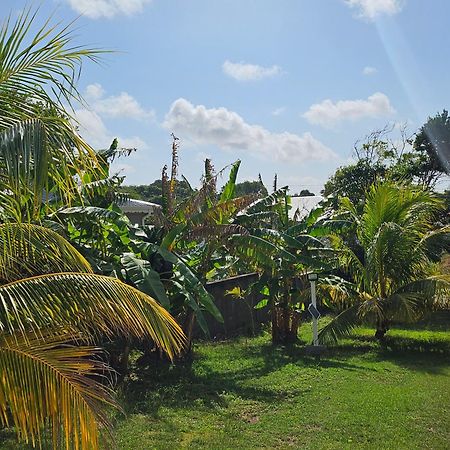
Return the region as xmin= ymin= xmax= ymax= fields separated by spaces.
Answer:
xmin=0 ymin=273 xmax=186 ymax=359
xmin=317 ymin=304 xmax=360 ymax=345
xmin=0 ymin=7 xmax=104 ymax=119
xmin=0 ymin=223 xmax=92 ymax=283
xmin=56 ymin=206 xmax=123 ymax=223
xmin=420 ymin=225 xmax=450 ymax=261
xmin=0 ymin=9 xmax=107 ymax=214
xmin=318 ymin=275 xmax=358 ymax=308
xmin=0 ymin=119 xmax=48 ymax=216
xmin=0 ymin=332 xmax=114 ymax=450
xmin=396 ymin=275 xmax=450 ymax=310
xmin=384 ymin=291 xmax=423 ymax=323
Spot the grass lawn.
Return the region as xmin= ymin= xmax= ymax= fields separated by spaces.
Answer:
xmin=1 ymin=316 xmax=449 ymax=449
xmin=117 ymin=318 xmax=450 ymax=450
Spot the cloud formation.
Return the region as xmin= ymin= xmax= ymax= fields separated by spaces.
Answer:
xmin=74 ymin=108 xmax=148 ymax=150
xmin=222 ymin=60 xmax=282 ymax=81
xmin=65 ymin=0 xmax=152 ymax=19
xmin=303 ymin=92 xmax=395 ymax=127
xmin=163 ymin=98 xmax=335 ymax=163
xmin=84 ymin=83 xmax=155 ymax=121
xmin=74 ymin=84 xmax=151 ymax=151
xmin=362 ymin=66 xmax=377 ymax=75
xmin=344 ymin=0 xmax=404 ymax=20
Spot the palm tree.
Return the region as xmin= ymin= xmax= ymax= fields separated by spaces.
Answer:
xmin=319 ymin=182 xmax=450 ymax=344
xmin=0 ymin=221 xmax=186 ymax=449
xmin=0 ymin=11 xmax=186 ymax=448
xmin=0 ymin=8 xmax=107 ymax=221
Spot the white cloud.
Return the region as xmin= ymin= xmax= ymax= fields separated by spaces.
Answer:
xmin=344 ymin=0 xmax=404 ymax=20
xmin=163 ymin=98 xmax=335 ymax=163
xmin=303 ymin=92 xmax=395 ymax=127
xmin=74 ymin=109 xmax=109 ymax=148
xmin=272 ymin=107 xmax=286 ymax=116
xmin=363 ymin=66 xmax=377 ymax=75
xmin=85 ymin=83 xmax=105 ymax=99
xmin=85 ymin=84 xmax=155 ymax=121
xmin=222 ymin=60 xmax=282 ymax=81
xmin=65 ymin=0 xmax=152 ymax=19
xmin=74 ymin=108 xmax=149 ymax=151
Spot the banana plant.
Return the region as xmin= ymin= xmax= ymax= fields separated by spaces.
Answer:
xmin=237 ymin=190 xmax=337 ymax=344
xmin=153 ymin=158 xmax=295 ymax=343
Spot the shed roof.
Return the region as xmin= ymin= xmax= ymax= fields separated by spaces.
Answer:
xmin=119 ymin=198 xmax=161 ymax=213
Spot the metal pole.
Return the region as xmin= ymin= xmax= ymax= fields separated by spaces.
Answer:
xmin=311 ymin=280 xmax=318 ymax=346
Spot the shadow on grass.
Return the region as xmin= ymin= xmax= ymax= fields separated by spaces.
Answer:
xmin=399 ymin=310 xmax=450 ymax=332
xmin=118 ymin=342 xmax=368 ymax=420
xmin=118 ymin=324 xmax=449 ymax=425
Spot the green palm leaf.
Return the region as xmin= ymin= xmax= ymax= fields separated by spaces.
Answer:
xmin=0 ymin=119 xmax=48 ymax=213
xmin=0 ymin=9 xmax=107 ymax=217
xmin=318 ymin=304 xmax=360 ymax=345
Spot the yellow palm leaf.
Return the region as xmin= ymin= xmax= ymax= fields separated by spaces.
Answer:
xmin=0 ymin=272 xmax=186 ymax=360
xmin=0 ymin=223 xmax=92 ymax=283
xmin=0 ymin=332 xmax=115 ymax=449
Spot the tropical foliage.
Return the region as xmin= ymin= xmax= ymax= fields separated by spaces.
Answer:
xmin=1 ymin=6 xmax=449 ymax=449
xmin=0 ymin=11 xmax=186 ymax=449
xmin=0 ymin=220 xmax=185 ymax=448
xmin=319 ymin=182 xmax=450 ymax=344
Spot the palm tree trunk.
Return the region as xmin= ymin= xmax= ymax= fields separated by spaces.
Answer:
xmin=375 ymin=318 xmax=389 ymax=340
xmin=181 ymin=311 xmax=196 ymax=355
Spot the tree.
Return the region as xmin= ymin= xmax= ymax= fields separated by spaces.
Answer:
xmin=120 ymin=179 xmax=193 ymax=205
xmin=319 ymin=182 xmax=450 ymax=344
xmin=0 ymin=11 xmax=186 ymax=448
xmin=0 ymin=8 xmax=106 ymax=221
xmin=239 ymin=191 xmax=336 ymax=344
xmin=322 ymin=118 xmax=450 ymax=212
xmin=322 ymin=126 xmax=401 ymax=211
xmin=233 ymin=180 xmax=268 ymax=197
xmin=298 ymin=189 xmax=315 ymax=197
xmin=0 ymin=221 xmax=185 ymax=448
xmin=413 ymin=110 xmax=450 ymax=186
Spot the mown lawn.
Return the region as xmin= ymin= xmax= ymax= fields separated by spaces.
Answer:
xmin=114 ymin=322 xmax=449 ymax=450
xmin=1 ymin=316 xmax=449 ymax=449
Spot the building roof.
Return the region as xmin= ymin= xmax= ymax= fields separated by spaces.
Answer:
xmin=289 ymin=195 xmax=323 ymax=220
xmin=119 ymin=198 xmax=161 ymax=213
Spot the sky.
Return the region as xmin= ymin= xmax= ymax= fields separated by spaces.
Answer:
xmin=2 ymin=0 xmax=450 ymax=192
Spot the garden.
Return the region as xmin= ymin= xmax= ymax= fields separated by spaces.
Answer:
xmin=0 ymin=8 xmax=449 ymax=450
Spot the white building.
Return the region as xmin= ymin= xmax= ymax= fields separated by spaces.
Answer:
xmin=119 ymin=198 xmax=161 ymax=226
xmin=289 ymin=195 xmax=323 ymax=220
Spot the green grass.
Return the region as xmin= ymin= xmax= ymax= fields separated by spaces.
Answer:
xmin=118 ymin=317 xmax=450 ymax=449
xmin=1 ymin=317 xmax=449 ymax=449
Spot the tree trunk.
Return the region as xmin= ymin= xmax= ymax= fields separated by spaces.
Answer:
xmin=375 ymin=319 xmax=389 ymax=341
xmin=271 ymin=307 xmax=300 ymax=344
xmin=181 ymin=310 xmax=196 ymax=355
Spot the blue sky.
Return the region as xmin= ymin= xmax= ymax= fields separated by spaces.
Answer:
xmin=3 ymin=0 xmax=450 ymax=192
